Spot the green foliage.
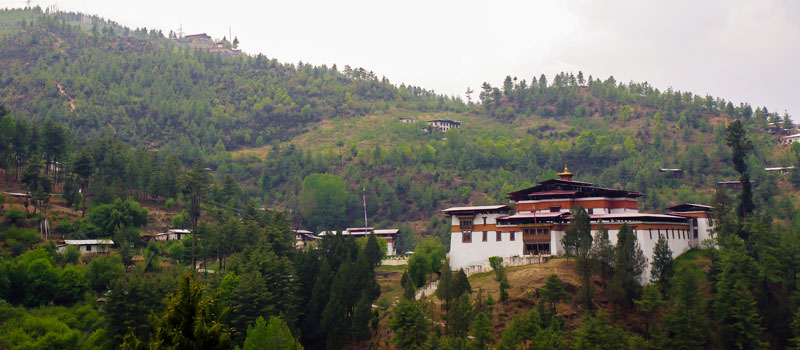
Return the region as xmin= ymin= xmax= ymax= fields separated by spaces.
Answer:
xmin=408 ymin=238 xmax=446 ymax=287
xmin=650 ymin=235 xmax=674 ymax=297
xmin=3 ymin=207 xmax=25 ymax=223
xmin=540 ymin=274 xmax=570 ymax=312
xmin=127 ymin=273 xmax=231 ymax=350
xmin=86 ymin=253 xmax=125 ymax=292
xmin=63 ymin=244 xmax=80 ymax=264
xmin=0 ymin=226 xmax=39 ymax=255
xmin=299 ymin=173 xmax=350 ymax=232
xmin=56 ymin=265 xmax=89 ymax=304
xmin=608 ymin=224 xmax=647 ymax=316
xmin=390 ymin=299 xmax=430 ymax=349
xmin=88 ymin=197 xmax=148 ymax=235
xmin=470 ymin=312 xmax=493 ymax=350
xmin=662 ymin=266 xmax=709 ymax=350
xmin=572 ymin=312 xmax=631 ymax=350
xmin=726 ymin=120 xmax=754 ymax=220
xmin=364 ymin=233 xmax=385 ymax=266
xmin=498 ymin=304 xmax=564 ymax=350
xmin=242 ymin=316 xmax=303 ymax=350
xmin=634 ymin=284 xmax=665 ymax=337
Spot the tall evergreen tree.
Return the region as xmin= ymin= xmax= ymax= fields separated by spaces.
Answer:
xmin=608 ymin=224 xmax=647 ymax=316
xmin=724 ymin=280 xmax=767 ymax=350
xmin=662 ymin=267 xmax=709 ymax=350
xmin=650 ymin=235 xmax=674 ymax=297
xmin=725 ymin=119 xmax=754 ymax=221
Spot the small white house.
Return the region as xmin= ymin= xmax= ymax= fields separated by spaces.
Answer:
xmin=58 ymin=239 xmax=114 ymax=254
xmin=782 ymin=133 xmax=800 ymax=144
xmin=154 ymin=229 xmax=191 ymax=241
xmin=427 ymin=119 xmax=461 ymax=132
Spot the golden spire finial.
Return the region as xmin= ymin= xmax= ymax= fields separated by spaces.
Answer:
xmin=557 ymin=164 xmax=574 ymax=180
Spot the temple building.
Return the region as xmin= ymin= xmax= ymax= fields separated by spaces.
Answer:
xmin=444 ymin=167 xmax=715 ymax=273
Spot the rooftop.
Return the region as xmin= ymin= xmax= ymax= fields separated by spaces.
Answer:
xmin=443 ymin=205 xmax=511 ymax=214
xmin=64 ymin=239 xmax=114 ymax=245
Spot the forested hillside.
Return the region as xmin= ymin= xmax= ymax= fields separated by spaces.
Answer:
xmin=2 ymin=6 xmax=800 ymax=350
xmin=0 ymin=7 xmax=799 ymax=237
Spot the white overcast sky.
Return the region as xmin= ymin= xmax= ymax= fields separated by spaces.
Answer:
xmin=7 ymin=0 xmax=800 ymax=117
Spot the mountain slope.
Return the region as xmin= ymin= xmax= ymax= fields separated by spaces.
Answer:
xmin=0 ymin=8 xmax=797 ymax=241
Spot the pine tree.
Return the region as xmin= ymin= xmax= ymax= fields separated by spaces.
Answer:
xmin=663 ymin=267 xmax=709 ymax=350
xmin=242 ymin=316 xmax=303 ymax=350
xmin=364 ymin=233 xmax=383 ymax=269
xmin=470 ymin=312 xmax=492 ymax=350
xmin=389 ymin=299 xmax=430 ymax=349
xmin=539 ymin=274 xmax=569 ymax=312
xmin=724 ymin=280 xmax=767 ymax=350
xmin=137 ymin=273 xmax=231 ymax=350
xmin=608 ymin=224 xmax=647 ymax=316
xmin=635 ymin=284 xmax=665 ymax=338
xmin=401 ymin=271 xmax=416 ymax=300
xmin=591 ymin=222 xmax=614 ymax=290
xmin=725 ymin=119 xmax=754 ymax=221
xmin=790 ymin=307 xmax=800 ymax=350
xmin=650 ymin=235 xmax=674 ymax=297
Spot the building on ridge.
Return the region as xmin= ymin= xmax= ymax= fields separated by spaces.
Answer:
xmin=443 ymin=166 xmax=715 ymax=278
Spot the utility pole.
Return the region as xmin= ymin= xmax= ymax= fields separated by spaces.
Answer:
xmin=362 ymin=188 xmax=368 ymax=228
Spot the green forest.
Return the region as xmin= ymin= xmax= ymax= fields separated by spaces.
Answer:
xmin=1 ymin=6 xmax=800 ymax=350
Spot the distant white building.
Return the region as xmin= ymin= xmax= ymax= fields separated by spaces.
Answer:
xmin=782 ymin=133 xmax=800 ymax=144
xmin=58 ymin=239 xmax=114 ymax=254
xmin=443 ymin=167 xmax=715 ymax=280
xmin=293 ymin=229 xmax=320 ymax=248
xmin=427 ymin=119 xmax=461 ymax=132
xmin=399 ymin=117 xmax=415 ymax=123
xmin=154 ymin=229 xmax=191 ymax=242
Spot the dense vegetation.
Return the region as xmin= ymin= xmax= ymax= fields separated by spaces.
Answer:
xmin=1 ymin=6 xmax=800 ymax=350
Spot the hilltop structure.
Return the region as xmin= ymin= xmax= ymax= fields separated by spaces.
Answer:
xmin=443 ymin=167 xmax=714 ymax=273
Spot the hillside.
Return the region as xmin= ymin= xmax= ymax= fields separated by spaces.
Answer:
xmin=0 ymin=7 xmax=799 ymax=244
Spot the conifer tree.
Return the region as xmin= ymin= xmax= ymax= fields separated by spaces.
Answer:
xmin=364 ymin=233 xmax=383 ymax=269
xmin=242 ymin=316 xmax=303 ymax=350
xmin=790 ymin=307 xmax=800 ymax=350
xmin=724 ymin=280 xmax=767 ymax=350
xmin=635 ymin=284 xmax=665 ymax=338
xmin=390 ymin=299 xmax=430 ymax=349
xmin=608 ymin=224 xmax=647 ymax=316
xmin=470 ymin=312 xmax=493 ymax=350
xmin=650 ymin=235 xmax=674 ymax=297
xmin=539 ymin=274 xmax=569 ymax=312
xmin=663 ymin=267 xmax=709 ymax=350
xmin=725 ymin=119 xmax=754 ymax=221
xmin=401 ymin=271 xmax=416 ymax=300
xmin=590 ymin=222 xmax=614 ymax=290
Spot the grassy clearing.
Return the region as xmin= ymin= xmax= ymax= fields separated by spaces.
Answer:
xmin=674 ymin=249 xmax=713 ymax=275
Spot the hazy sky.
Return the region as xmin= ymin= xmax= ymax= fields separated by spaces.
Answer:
xmin=8 ymin=0 xmax=800 ymax=116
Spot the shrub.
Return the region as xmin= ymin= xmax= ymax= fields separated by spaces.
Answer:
xmin=3 ymin=208 xmax=25 ymax=224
